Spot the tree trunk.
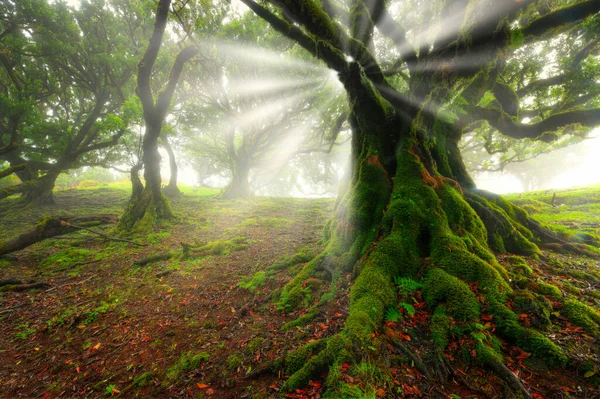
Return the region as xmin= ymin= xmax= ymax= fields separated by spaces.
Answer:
xmin=219 ymin=157 xmax=253 ymax=200
xmin=130 ymin=162 xmax=144 ymax=200
xmin=18 ymin=173 xmax=58 ymax=206
xmin=0 ymin=169 xmax=60 ymax=206
xmin=118 ymin=123 xmax=173 ymax=233
xmin=279 ymin=63 xmax=569 ymax=392
xmin=161 ymin=137 xmax=182 ymax=197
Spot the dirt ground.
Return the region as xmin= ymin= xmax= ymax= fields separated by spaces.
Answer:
xmin=1 ymin=187 xmax=600 ymax=398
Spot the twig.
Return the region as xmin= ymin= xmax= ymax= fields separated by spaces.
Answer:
xmin=64 ymin=223 xmax=146 ymax=247
xmin=44 ymin=274 xmax=98 ymax=294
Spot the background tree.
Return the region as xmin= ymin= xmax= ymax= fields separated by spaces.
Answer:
xmin=179 ymin=14 xmax=345 ymax=199
xmin=237 ymin=0 xmax=600 ymax=394
xmin=0 ymin=0 xmax=144 ymax=206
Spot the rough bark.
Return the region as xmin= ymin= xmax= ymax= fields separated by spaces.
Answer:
xmin=161 ymin=137 xmax=182 ymax=197
xmin=275 ymin=61 xmax=572 ymax=394
xmin=118 ymin=0 xmax=198 ymax=232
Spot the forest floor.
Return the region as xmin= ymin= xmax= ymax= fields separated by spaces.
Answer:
xmin=0 ymin=182 xmax=599 ymax=399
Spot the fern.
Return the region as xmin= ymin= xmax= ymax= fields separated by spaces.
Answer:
xmin=385 ymin=307 xmax=402 ymax=322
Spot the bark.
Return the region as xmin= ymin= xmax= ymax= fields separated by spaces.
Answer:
xmin=130 ymin=162 xmax=144 ymax=200
xmin=219 ymin=157 xmax=253 ymax=200
xmin=161 ymin=137 xmax=181 ymax=197
xmin=118 ymin=0 xmax=198 ymax=232
xmin=276 ymin=62 xmax=572 ymax=394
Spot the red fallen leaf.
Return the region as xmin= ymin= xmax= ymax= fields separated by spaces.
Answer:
xmin=41 ymin=393 xmax=51 ymax=399
xmin=308 ymin=381 xmax=321 ymax=387
xmin=559 ymin=387 xmax=575 ymax=392
xmin=399 ymin=332 xmax=411 ymax=341
xmin=197 ymin=383 xmax=209 ymax=389
xmin=481 ymin=314 xmax=494 ymax=321
xmin=269 ymin=384 xmax=280 ymax=391
xmin=531 ymin=392 xmax=547 ymax=399
xmin=343 ymin=363 xmax=350 ymax=368
xmin=376 ymin=388 xmax=386 ymax=397
xmin=413 ymin=301 xmax=426 ymax=308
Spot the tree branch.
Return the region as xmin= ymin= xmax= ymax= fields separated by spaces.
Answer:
xmin=155 ymin=46 xmax=200 ymax=118
xmin=137 ymin=0 xmax=171 ymax=118
xmin=523 ymin=1 xmax=600 ymax=41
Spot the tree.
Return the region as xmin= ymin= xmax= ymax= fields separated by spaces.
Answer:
xmin=0 ymin=0 xmax=142 ymax=206
xmin=179 ymin=14 xmax=345 ymax=199
xmin=237 ymin=0 xmax=600 ymax=394
xmin=117 ymin=0 xmax=201 ymax=232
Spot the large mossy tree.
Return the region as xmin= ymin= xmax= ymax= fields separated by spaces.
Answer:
xmin=238 ymin=0 xmax=600 ymax=394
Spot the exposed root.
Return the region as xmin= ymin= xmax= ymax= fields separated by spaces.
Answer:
xmin=385 ymin=330 xmax=431 ymax=379
xmin=484 ymin=356 xmax=532 ymax=399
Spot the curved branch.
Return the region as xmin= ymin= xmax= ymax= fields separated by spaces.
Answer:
xmin=239 ymin=0 xmax=348 ymax=72
xmin=137 ymin=0 xmax=171 ymax=117
xmin=0 ymin=164 xmax=25 ymax=180
xmin=523 ymin=0 xmax=600 ymax=41
xmin=472 ymin=106 xmax=600 ymax=142
xmin=155 ymin=46 xmax=200 ymax=117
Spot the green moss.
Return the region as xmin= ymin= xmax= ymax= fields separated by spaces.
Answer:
xmin=284 ymin=340 xmax=327 ymax=376
xmin=431 ymin=306 xmax=452 ymax=351
xmin=165 ymin=351 xmax=210 ymax=381
xmin=132 ymin=372 xmax=153 ymax=387
xmin=238 ymin=271 xmax=266 ymax=292
xmin=226 ymin=354 xmax=242 ymax=370
xmin=536 ymin=281 xmax=562 ymax=299
xmin=563 ymin=300 xmax=600 ymax=335
xmin=282 ymin=335 xmax=350 ymax=392
xmin=491 ymin=304 xmax=567 ymax=368
xmin=424 ymin=268 xmax=480 ymax=322
xmin=347 ymin=265 xmax=396 ymax=342
xmin=513 ymin=291 xmax=552 ymax=330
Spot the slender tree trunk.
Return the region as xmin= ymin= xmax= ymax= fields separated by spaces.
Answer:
xmin=118 ymin=123 xmax=173 ymax=232
xmin=219 ymin=157 xmax=253 ymax=199
xmin=161 ymin=137 xmax=181 ymax=197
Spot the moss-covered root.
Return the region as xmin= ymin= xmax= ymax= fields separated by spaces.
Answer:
xmin=465 ymin=189 xmax=540 ymax=256
xmin=281 ymin=336 xmax=350 ymax=392
xmin=117 ymin=187 xmax=173 ymax=234
xmin=477 ymin=345 xmax=533 ymax=399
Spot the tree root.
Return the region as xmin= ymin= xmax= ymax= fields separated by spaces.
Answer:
xmin=484 ymin=357 xmax=532 ymax=399
xmin=385 ymin=330 xmax=431 ymax=379
xmin=0 ymin=214 xmax=118 ymax=256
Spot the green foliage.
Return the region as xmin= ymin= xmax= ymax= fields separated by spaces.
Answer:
xmin=385 ymin=306 xmax=402 ymax=322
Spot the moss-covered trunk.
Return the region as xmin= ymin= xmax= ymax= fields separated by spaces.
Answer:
xmin=18 ymin=173 xmax=58 ymax=206
xmin=118 ymin=123 xmax=173 ymax=233
xmin=280 ymin=63 xmax=569 ymax=392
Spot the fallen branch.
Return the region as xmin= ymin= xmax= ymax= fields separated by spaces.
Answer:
xmin=0 ymin=214 xmax=118 ymax=256
xmin=0 ymin=278 xmax=22 ymax=287
xmin=43 ymin=274 xmax=98 ymax=294
xmin=1 ymin=281 xmax=51 ymax=292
